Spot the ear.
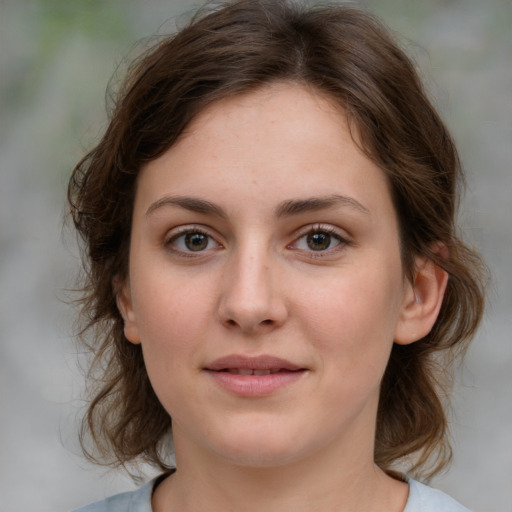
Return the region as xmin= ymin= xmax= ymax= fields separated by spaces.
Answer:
xmin=114 ymin=277 xmax=141 ymax=345
xmin=394 ymin=245 xmax=449 ymax=345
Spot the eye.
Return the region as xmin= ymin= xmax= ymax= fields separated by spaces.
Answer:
xmin=166 ymin=228 xmax=221 ymax=254
xmin=291 ymin=226 xmax=347 ymax=253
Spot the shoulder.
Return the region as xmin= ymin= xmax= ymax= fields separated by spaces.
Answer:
xmin=404 ymin=478 xmax=471 ymax=512
xmin=70 ymin=479 xmax=155 ymax=512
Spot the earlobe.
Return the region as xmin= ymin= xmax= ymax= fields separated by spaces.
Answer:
xmin=114 ymin=278 xmax=142 ymax=345
xmin=394 ymin=248 xmax=449 ymax=345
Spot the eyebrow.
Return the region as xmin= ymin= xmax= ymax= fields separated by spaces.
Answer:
xmin=275 ymin=194 xmax=370 ymax=218
xmin=146 ymin=193 xmax=370 ymax=219
xmin=146 ymin=195 xmax=227 ymax=219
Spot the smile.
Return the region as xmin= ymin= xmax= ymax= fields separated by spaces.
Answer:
xmin=204 ymin=355 xmax=307 ymax=396
xmin=223 ymin=368 xmax=285 ymax=375
xmin=206 ymin=354 xmax=303 ymax=372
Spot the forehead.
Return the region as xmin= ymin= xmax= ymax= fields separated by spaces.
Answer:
xmin=136 ymin=83 xmax=395 ymax=224
xmin=180 ymin=82 xmax=347 ymax=153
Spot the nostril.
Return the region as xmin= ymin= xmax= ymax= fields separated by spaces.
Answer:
xmin=262 ymin=319 xmax=273 ymax=325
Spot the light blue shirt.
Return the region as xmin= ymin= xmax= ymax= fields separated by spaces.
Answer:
xmin=72 ymin=476 xmax=471 ymax=512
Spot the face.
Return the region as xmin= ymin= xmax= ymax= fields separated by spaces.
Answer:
xmin=118 ymin=83 xmax=418 ymax=469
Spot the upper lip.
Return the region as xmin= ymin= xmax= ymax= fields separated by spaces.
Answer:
xmin=205 ymin=355 xmax=304 ymax=372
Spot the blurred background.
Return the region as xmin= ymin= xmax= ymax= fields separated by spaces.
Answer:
xmin=0 ymin=0 xmax=510 ymax=511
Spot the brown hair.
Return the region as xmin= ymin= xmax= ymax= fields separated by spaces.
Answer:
xmin=68 ymin=0 xmax=486 ymax=478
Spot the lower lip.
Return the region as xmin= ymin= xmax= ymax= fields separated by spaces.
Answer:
xmin=205 ymin=370 xmax=306 ymax=397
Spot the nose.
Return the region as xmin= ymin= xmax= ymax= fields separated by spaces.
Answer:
xmin=217 ymin=249 xmax=288 ymax=335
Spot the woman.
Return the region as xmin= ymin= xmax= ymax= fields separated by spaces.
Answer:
xmin=68 ymin=1 xmax=486 ymax=510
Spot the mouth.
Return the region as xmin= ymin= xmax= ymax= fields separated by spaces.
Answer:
xmin=220 ymin=368 xmax=291 ymax=375
xmin=205 ymin=354 xmax=304 ymax=373
xmin=204 ymin=355 xmax=307 ymax=396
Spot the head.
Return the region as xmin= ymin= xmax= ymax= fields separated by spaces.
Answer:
xmin=69 ymin=0 xmax=486 ymax=478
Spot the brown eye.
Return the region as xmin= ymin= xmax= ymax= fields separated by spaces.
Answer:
xmin=291 ymin=227 xmax=346 ymax=255
xmin=166 ymin=229 xmax=220 ymax=254
xmin=185 ymin=232 xmax=209 ymax=251
xmin=306 ymin=232 xmax=332 ymax=251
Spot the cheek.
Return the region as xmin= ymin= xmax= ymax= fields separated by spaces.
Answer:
xmin=133 ymin=266 xmax=214 ymax=335
xmin=133 ymin=283 xmax=206 ymax=417
xmin=297 ymin=263 xmax=404 ymax=361
xmin=129 ymin=272 xmax=212 ymax=387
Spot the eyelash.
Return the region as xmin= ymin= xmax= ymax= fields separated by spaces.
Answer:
xmin=164 ymin=226 xmax=222 ymax=256
xmin=164 ymin=224 xmax=350 ymax=258
xmin=289 ymin=224 xmax=350 ymax=258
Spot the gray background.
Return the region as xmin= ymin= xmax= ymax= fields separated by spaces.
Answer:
xmin=0 ymin=1 xmax=510 ymax=511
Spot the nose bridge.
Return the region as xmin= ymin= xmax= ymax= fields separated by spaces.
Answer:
xmin=218 ymin=238 xmax=286 ymax=332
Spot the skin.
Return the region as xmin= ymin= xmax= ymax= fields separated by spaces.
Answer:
xmin=118 ymin=83 xmax=447 ymax=512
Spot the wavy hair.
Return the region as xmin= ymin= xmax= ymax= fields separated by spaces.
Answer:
xmin=68 ymin=0 xmax=486 ymax=479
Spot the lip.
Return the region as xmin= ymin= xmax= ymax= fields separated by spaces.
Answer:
xmin=207 ymin=354 xmax=303 ymax=372
xmin=204 ymin=355 xmax=307 ymax=397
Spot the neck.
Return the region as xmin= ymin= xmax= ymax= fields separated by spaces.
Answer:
xmin=152 ymin=433 xmax=408 ymax=512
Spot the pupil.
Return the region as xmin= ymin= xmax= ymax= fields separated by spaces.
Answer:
xmin=185 ymin=233 xmax=208 ymax=251
xmin=307 ymin=232 xmax=330 ymax=251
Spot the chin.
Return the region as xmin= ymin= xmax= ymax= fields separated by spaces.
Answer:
xmin=217 ymin=445 xmax=304 ymax=469
xmin=207 ymin=425 xmax=316 ymax=469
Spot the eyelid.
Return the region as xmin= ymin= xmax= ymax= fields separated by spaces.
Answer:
xmin=164 ymin=225 xmax=223 ymax=255
xmin=288 ymin=223 xmax=351 ymax=255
